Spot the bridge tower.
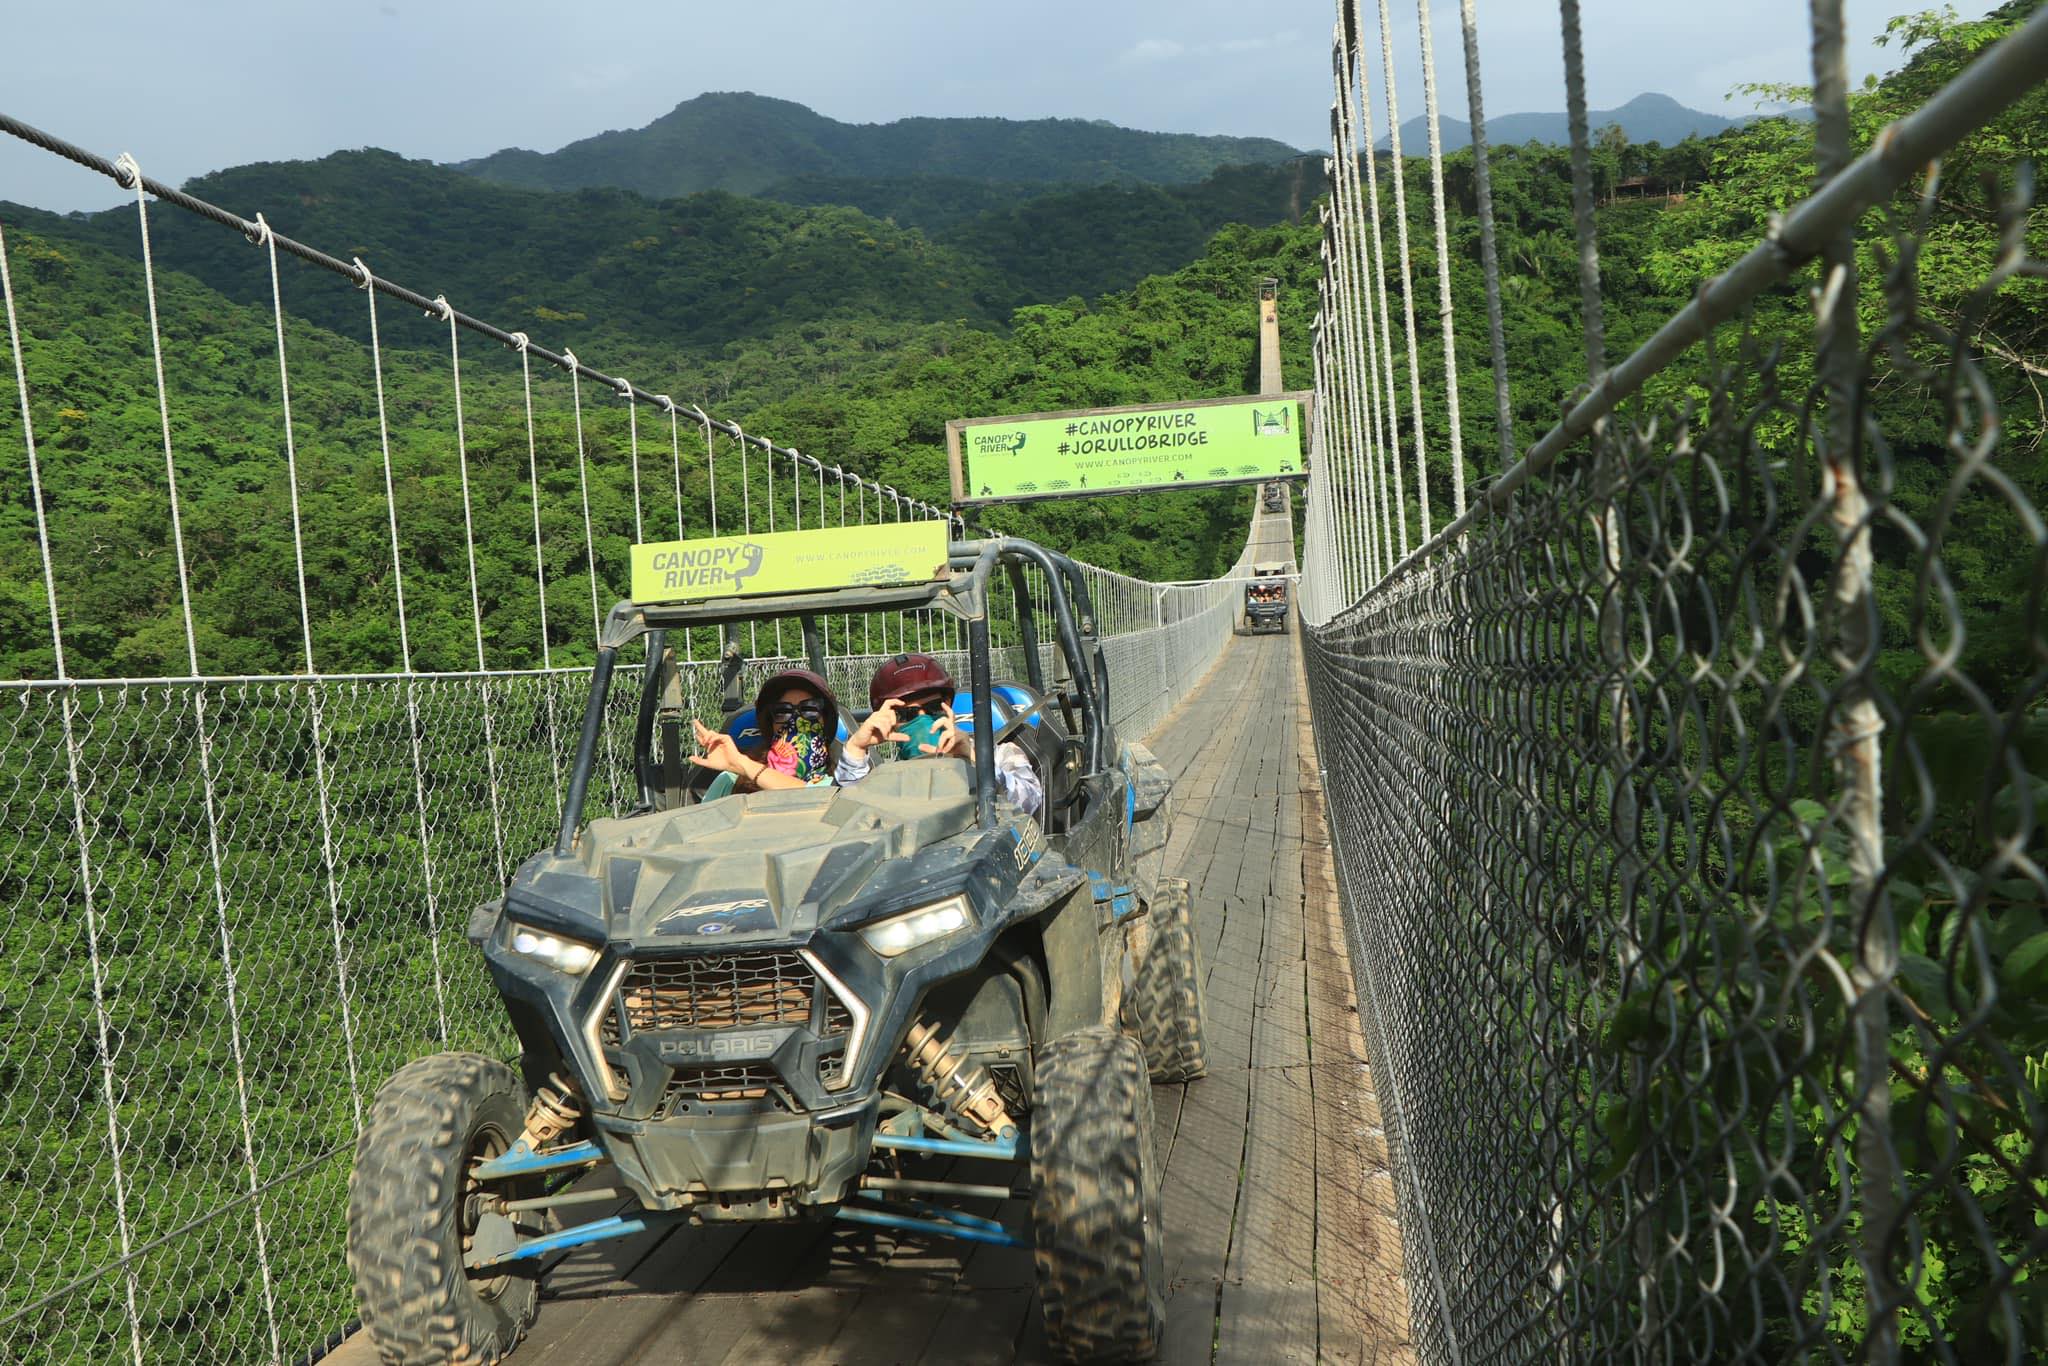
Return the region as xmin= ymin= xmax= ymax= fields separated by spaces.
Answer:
xmin=1257 ymin=276 xmax=1283 ymax=396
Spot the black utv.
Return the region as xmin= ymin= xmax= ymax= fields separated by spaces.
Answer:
xmin=345 ymin=536 xmax=1208 ymax=1364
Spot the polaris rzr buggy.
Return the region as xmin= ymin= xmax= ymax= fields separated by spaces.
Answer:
xmin=345 ymin=534 xmax=1208 ymax=1365
xmin=1240 ymin=562 xmax=1291 ymax=636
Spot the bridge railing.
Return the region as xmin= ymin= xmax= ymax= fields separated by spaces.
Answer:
xmin=0 ymin=123 xmax=1249 ymax=1365
xmin=1301 ymin=3 xmax=2048 ymax=1362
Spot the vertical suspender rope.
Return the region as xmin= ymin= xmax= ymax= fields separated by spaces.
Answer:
xmin=511 ymin=332 xmax=563 ymax=810
xmin=1415 ymin=0 xmax=1467 ymax=519
xmin=735 ymin=423 xmax=756 ymax=657
xmin=620 ymin=379 xmax=643 ymax=544
xmin=1559 ymin=16 xmax=1648 ymax=1348
xmin=1374 ymin=0 xmax=1433 ymax=543
xmin=663 ymin=397 xmax=684 ymax=539
xmin=836 ymin=466 xmax=851 ymax=654
xmin=1353 ymin=12 xmax=1410 ymax=561
xmin=127 ymin=154 xmax=282 ymax=1364
xmin=268 ymin=220 xmax=364 ymax=1133
xmin=815 ymin=459 xmax=832 ymax=655
xmin=1335 ymin=54 xmax=1388 ymax=589
xmin=1337 ymin=37 xmax=1395 ymax=586
xmin=1559 ymin=0 xmax=1606 ymax=380
xmin=564 ymin=351 xmax=603 ymax=648
xmin=2 ymin=216 xmax=146 ymax=1366
xmin=1319 ymin=244 xmax=1363 ymax=598
xmin=440 ymin=297 xmax=509 ymax=885
xmin=694 ymin=405 xmax=718 ymax=536
xmin=357 ymin=255 xmax=453 ymax=1046
xmin=1320 ymin=201 xmax=1359 ymax=597
xmin=1810 ymin=0 xmax=1895 ymax=1350
xmin=1459 ymin=0 xmax=1515 ymax=469
xmin=1310 ymin=320 xmax=1344 ymax=602
xmin=858 ymin=477 xmax=872 ymax=656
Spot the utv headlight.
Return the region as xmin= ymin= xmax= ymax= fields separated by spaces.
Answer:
xmin=507 ymin=924 xmax=601 ymax=976
xmin=858 ymin=895 xmax=973 ymax=958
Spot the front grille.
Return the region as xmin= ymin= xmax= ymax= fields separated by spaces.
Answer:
xmin=595 ymin=950 xmax=861 ymax=1098
xmin=618 ymin=951 xmax=815 ymax=1032
xmin=656 ymin=1064 xmax=792 ymax=1116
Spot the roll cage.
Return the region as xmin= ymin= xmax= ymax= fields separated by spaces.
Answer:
xmin=554 ymin=537 xmax=1116 ymax=854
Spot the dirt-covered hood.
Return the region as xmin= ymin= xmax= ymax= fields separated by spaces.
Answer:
xmin=571 ymin=760 xmax=979 ymax=942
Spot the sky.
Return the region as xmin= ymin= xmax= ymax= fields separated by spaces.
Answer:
xmin=0 ymin=0 xmax=2006 ymax=214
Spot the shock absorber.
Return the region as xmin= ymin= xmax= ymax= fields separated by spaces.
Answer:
xmin=902 ymin=1019 xmax=1017 ymax=1140
xmin=518 ymin=1072 xmax=582 ymax=1150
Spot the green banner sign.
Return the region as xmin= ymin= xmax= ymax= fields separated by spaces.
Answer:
xmin=949 ymin=394 xmax=1308 ymax=505
xmin=630 ymin=521 xmax=950 ymax=604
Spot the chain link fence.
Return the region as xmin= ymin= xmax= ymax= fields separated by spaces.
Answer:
xmin=1300 ymin=6 xmax=2048 ymax=1361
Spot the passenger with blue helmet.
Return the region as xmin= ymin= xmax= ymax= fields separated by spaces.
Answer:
xmin=836 ymin=653 xmax=1045 ymax=817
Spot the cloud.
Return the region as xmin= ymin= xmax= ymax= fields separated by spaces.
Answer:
xmin=1123 ymin=38 xmax=1186 ymax=63
xmin=1120 ymin=29 xmax=1300 ymax=65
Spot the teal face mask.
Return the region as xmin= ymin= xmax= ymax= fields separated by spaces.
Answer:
xmin=897 ymin=712 xmax=944 ymax=760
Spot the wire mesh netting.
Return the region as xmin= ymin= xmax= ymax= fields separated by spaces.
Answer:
xmin=1298 ymin=8 xmax=2048 ymax=1357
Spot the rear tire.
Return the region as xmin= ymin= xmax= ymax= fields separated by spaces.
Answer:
xmin=347 ymin=1052 xmax=540 ymax=1366
xmin=1029 ymin=1028 xmax=1165 ymax=1362
xmin=1129 ymin=877 xmax=1208 ymax=1081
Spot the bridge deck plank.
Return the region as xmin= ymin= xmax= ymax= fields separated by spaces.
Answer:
xmin=324 ymin=527 xmax=1411 ymax=1364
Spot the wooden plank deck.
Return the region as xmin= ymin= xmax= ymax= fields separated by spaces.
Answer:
xmin=328 ymin=512 xmax=1411 ymax=1364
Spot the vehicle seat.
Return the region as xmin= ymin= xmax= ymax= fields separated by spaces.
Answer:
xmin=947 ymin=684 xmax=1081 ymax=828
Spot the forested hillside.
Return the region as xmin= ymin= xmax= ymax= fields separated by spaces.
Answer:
xmin=456 ymin=91 xmax=1304 ymax=199
xmin=2 ymin=2 xmax=2040 ymax=709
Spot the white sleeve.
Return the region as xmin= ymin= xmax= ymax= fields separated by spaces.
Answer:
xmin=835 ymin=750 xmax=872 ymax=786
xmin=994 ymin=742 xmax=1044 ymax=818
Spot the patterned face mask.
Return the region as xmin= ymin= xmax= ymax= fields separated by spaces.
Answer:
xmin=764 ymin=709 xmax=831 ymax=784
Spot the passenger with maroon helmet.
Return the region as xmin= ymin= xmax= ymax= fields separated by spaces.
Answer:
xmin=838 ymin=653 xmax=1044 ymax=817
xmin=689 ymin=668 xmax=842 ymax=791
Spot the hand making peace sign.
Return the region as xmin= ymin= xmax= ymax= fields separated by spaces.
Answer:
xmin=843 ymin=698 xmax=913 ymax=764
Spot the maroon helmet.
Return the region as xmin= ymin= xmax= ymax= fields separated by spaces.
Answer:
xmin=868 ymin=653 xmax=955 ymax=711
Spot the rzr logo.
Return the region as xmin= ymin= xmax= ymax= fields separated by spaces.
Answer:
xmin=654 ymin=898 xmax=776 ymax=936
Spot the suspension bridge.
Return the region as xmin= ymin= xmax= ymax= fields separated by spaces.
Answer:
xmin=4 ymin=1 xmax=2047 ymax=1363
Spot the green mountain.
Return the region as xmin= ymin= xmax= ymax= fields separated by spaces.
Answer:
xmin=1382 ymin=91 xmax=1741 ymax=152
xmin=455 ymin=91 xmax=1304 ymax=199
xmin=5 ymin=150 xmax=1010 ymax=353
xmin=4 ymin=147 xmax=1315 ymax=363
